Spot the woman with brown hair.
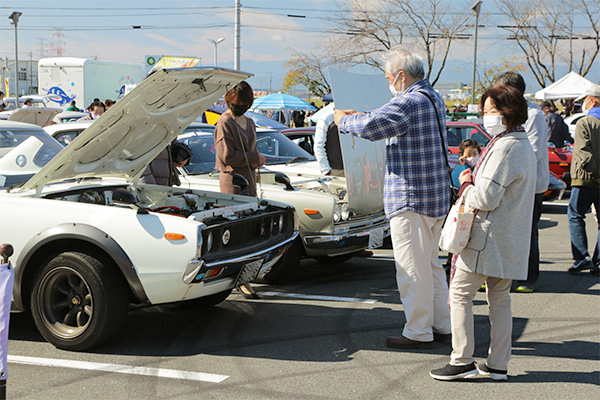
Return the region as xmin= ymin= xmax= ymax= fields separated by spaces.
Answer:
xmin=214 ymin=81 xmax=265 ymax=298
xmin=430 ymin=85 xmax=536 ymax=381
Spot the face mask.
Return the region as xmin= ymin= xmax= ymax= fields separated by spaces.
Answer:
xmin=231 ymin=103 xmax=251 ymax=117
xmin=465 ymin=155 xmax=480 ymax=168
xmin=581 ymin=99 xmax=590 ymax=115
xmin=389 ymin=72 xmax=402 ymax=97
xmin=483 ymin=115 xmax=507 ymax=136
xmin=91 ymin=113 xmax=99 ymax=120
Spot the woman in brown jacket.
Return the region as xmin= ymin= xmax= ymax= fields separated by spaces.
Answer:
xmin=214 ymin=81 xmax=266 ymax=196
xmin=214 ymin=81 xmax=265 ymax=298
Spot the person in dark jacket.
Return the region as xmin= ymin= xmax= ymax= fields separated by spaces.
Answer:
xmin=541 ymin=101 xmax=573 ymax=148
xmin=140 ymin=141 xmax=192 ymax=186
xmin=567 ymin=86 xmax=600 ymax=276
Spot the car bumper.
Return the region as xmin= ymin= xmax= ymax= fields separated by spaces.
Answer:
xmin=302 ymin=224 xmax=390 ymax=256
xmin=182 ymin=232 xmax=299 ymax=285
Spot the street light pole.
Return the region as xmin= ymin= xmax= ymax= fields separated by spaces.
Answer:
xmin=471 ymin=1 xmax=482 ymax=105
xmin=234 ymin=0 xmax=240 ymax=70
xmin=8 ymin=11 xmax=22 ymax=104
xmin=207 ymin=38 xmax=225 ymax=67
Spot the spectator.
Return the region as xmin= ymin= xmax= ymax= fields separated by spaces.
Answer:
xmin=430 ymin=85 xmax=535 ymax=381
xmin=0 ymin=91 xmax=6 ymax=112
xmin=214 ymin=81 xmax=266 ymax=300
xmin=451 ymin=139 xmax=480 ymax=189
xmin=293 ymin=110 xmax=305 ymax=127
xmin=78 ymin=101 xmax=105 ymax=121
xmin=105 ymin=99 xmax=115 ymax=109
xmin=541 ymin=101 xmax=573 ymax=148
xmin=140 ymin=141 xmax=192 ymax=187
xmin=335 ymin=46 xmax=451 ymax=349
xmin=492 ymin=71 xmax=548 ymax=293
xmin=66 ymin=101 xmax=81 ymax=112
xmin=567 ymin=85 xmax=600 ymax=276
xmin=22 ymin=98 xmax=33 ymax=108
xmin=314 ymin=103 xmax=344 ymax=177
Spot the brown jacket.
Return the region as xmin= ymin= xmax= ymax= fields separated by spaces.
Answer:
xmin=571 ymin=114 xmax=600 ymax=188
xmin=214 ymin=112 xmax=260 ymax=196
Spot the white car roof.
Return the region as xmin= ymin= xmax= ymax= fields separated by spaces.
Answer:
xmin=0 ymin=120 xmax=45 ymax=130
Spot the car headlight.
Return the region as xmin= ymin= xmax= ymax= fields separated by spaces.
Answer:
xmin=341 ymin=209 xmax=350 ymax=221
xmin=206 ymin=231 xmax=214 ymax=251
xmin=333 ymin=203 xmax=342 ymax=222
xmin=222 ymin=230 xmax=230 ymax=246
xmin=279 ymin=214 xmax=284 ymax=232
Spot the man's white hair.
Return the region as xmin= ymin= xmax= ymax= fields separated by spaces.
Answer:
xmin=383 ymin=46 xmax=425 ymax=79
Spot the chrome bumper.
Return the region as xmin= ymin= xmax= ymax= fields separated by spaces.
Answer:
xmin=183 ymin=232 xmax=299 ymax=284
xmin=303 ymin=225 xmax=390 ymax=252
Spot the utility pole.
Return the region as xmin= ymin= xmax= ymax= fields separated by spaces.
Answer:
xmin=234 ymin=0 xmax=240 ymax=70
xmin=471 ymin=1 xmax=482 ymax=105
xmin=9 ymin=11 xmax=22 ymax=102
xmin=29 ymin=51 xmax=32 ymax=95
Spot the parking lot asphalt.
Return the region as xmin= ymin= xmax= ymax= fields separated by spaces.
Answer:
xmin=5 ymin=198 xmax=600 ymax=399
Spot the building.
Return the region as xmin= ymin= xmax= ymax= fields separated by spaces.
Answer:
xmin=0 ymin=58 xmax=39 ymax=96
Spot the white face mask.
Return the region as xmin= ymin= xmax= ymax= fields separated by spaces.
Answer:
xmin=483 ymin=115 xmax=507 ymax=136
xmin=389 ymin=72 xmax=402 ymax=97
xmin=465 ymin=155 xmax=480 ymax=168
xmin=581 ymin=99 xmax=591 ymax=115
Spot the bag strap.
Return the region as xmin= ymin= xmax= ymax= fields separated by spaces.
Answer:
xmin=233 ymin=119 xmax=262 ymax=197
xmin=419 ymin=90 xmax=453 ymax=184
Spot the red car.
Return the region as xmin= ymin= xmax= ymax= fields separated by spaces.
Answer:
xmin=446 ymin=120 xmax=571 ymax=181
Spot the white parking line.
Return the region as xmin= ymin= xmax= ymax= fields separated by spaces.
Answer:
xmin=258 ymin=291 xmax=378 ymax=303
xmin=7 ymin=355 xmax=229 ymax=383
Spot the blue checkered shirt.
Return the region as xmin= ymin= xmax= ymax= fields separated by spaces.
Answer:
xmin=338 ymin=79 xmax=450 ymax=219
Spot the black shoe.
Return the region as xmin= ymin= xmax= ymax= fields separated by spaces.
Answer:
xmin=478 ymin=363 xmax=508 ymax=381
xmin=430 ymin=362 xmax=478 ymax=381
xmin=568 ymin=257 xmax=594 ymax=274
xmin=433 ymin=332 xmax=452 ymax=343
xmin=591 ymin=266 xmax=600 ymax=277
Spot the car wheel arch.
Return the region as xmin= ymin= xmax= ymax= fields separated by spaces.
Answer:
xmin=14 ymin=223 xmax=149 ymax=311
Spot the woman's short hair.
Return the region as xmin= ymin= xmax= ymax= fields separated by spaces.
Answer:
xmin=224 ymin=81 xmax=254 ymax=108
xmin=480 ymin=85 xmax=528 ymax=130
xmin=458 ymin=139 xmax=481 ymax=156
xmin=382 ymin=46 xmax=425 ymax=79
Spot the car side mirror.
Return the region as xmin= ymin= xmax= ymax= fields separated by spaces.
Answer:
xmin=275 ymin=172 xmax=295 ymax=191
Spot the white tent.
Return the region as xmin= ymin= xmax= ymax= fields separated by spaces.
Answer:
xmin=535 ymin=71 xmax=597 ymax=100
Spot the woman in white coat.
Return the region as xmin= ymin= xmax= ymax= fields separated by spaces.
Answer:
xmin=431 ymin=85 xmax=536 ymax=381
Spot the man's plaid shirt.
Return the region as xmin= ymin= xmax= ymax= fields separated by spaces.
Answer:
xmin=338 ymin=79 xmax=450 ymax=219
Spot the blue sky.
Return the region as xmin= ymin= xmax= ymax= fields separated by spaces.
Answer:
xmin=1 ymin=0 xmax=598 ymax=93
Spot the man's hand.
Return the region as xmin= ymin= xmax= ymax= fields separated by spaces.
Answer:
xmin=459 ymin=169 xmax=472 ymax=185
xmin=334 ymin=109 xmax=356 ymax=125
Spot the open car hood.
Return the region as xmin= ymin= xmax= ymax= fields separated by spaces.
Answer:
xmin=8 ymin=107 xmax=62 ymax=127
xmin=21 ymin=67 xmax=251 ymax=193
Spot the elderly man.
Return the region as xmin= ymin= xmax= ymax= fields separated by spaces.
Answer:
xmin=567 ymin=85 xmax=600 ymax=276
xmin=492 ymin=72 xmax=549 ymax=293
xmin=334 ymin=46 xmax=451 ymax=349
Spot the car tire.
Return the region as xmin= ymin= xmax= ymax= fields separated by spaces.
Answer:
xmin=262 ymin=237 xmax=303 ymax=284
xmin=314 ymin=251 xmax=359 ymax=264
xmin=31 ymin=251 xmax=129 ymax=351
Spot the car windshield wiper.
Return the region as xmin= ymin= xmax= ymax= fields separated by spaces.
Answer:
xmin=285 ymin=157 xmax=309 ymax=166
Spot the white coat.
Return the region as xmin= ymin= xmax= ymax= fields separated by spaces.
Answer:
xmin=456 ymin=130 xmax=536 ymax=280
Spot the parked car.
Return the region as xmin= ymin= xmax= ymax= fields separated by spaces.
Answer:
xmin=446 ymin=120 xmax=572 ymax=182
xmin=545 ymin=171 xmax=567 ymax=201
xmin=46 ymin=121 xmax=390 ymax=283
xmin=0 ymin=120 xmax=64 ymax=187
xmin=1 ymin=94 xmax=62 ymax=110
xmin=563 ymin=112 xmax=585 ymax=139
xmin=1 ymin=67 xmax=297 ymax=351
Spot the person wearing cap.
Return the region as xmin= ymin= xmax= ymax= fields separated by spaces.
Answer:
xmin=540 ymin=101 xmax=573 ymax=148
xmin=567 ymin=86 xmax=600 ymax=276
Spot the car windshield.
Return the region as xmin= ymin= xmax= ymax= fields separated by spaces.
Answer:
xmin=256 ymin=130 xmax=314 ymax=164
xmin=178 ymin=126 xmax=315 ymax=175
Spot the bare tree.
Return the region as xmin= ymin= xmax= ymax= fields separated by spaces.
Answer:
xmin=281 ymin=50 xmax=332 ymax=97
xmin=323 ymin=0 xmax=472 ymax=86
xmin=496 ymin=0 xmax=600 ymax=87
